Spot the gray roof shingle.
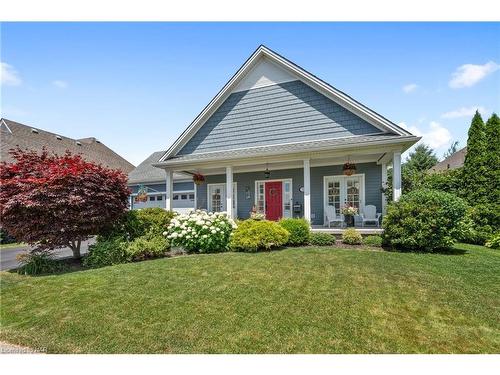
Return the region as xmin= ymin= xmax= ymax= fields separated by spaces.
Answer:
xmin=1 ymin=118 xmax=134 ymax=173
xmin=128 ymin=151 xmax=190 ymax=184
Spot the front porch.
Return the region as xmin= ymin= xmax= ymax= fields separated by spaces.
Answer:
xmin=160 ymin=146 xmax=404 ymax=226
xmin=311 ymin=225 xmax=384 ymax=235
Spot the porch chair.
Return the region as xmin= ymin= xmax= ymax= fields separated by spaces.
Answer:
xmin=361 ymin=205 xmax=381 ymax=227
xmin=325 ymin=205 xmax=344 ymax=228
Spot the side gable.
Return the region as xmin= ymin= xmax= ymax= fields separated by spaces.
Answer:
xmin=177 ymin=79 xmax=384 ymax=155
xmin=160 ymin=45 xmax=412 ymax=161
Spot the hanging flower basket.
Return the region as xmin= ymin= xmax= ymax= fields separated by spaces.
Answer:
xmin=192 ymin=173 xmax=205 ymax=185
xmin=342 ymin=162 xmax=357 ymax=176
xmin=135 ymin=185 xmax=148 ymax=202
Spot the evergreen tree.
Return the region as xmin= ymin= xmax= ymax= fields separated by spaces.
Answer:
xmin=404 ymin=144 xmax=438 ymax=173
xmin=485 ymin=113 xmax=500 ymax=205
xmin=462 ymin=111 xmax=488 ymax=205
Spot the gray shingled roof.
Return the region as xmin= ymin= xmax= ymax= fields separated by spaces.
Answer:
xmin=162 ymin=133 xmax=417 ymax=165
xmin=1 ymin=118 xmax=134 ymax=173
xmin=430 ymin=147 xmax=467 ymax=173
xmin=128 ymin=151 xmax=190 ymax=184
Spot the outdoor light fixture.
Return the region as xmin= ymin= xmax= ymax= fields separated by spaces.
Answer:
xmin=264 ymin=164 xmax=271 ymax=179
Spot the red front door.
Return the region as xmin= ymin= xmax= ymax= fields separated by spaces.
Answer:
xmin=265 ymin=181 xmax=283 ymax=221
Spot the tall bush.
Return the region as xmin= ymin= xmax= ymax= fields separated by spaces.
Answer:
xmin=278 ymin=218 xmax=310 ymax=246
xmin=382 ymin=189 xmax=467 ymax=252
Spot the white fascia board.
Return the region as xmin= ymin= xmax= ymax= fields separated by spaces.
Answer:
xmin=154 ymin=135 xmax=420 ymax=170
xmin=160 ymin=45 xmax=412 ymax=161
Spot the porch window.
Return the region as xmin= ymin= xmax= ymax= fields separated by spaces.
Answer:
xmin=283 ymin=180 xmax=292 ymax=218
xmin=256 ymin=181 xmax=265 ymax=213
xmin=208 ymin=183 xmax=237 ymax=213
xmin=326 ymin=179 xmax=341 ymax=215
xmin=324 ymin=174 xmax=365 ymax=217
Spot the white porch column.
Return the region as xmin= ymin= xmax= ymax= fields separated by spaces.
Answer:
xmin=381 ymin=163 xmax=388 ymax=214
xmin=165 ymin=169 xmax=174 ymax=211
xmin=392 ymin=152 xmax=402 ymax=201
xmin=303 ymin=159 xmax=311 ymax=222
xmin=226 ymin=166 xmax=233 ymax=219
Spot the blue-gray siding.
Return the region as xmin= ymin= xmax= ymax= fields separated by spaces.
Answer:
xmin=178 ymin=80 xmax=382 ymax=155
xmin=129 ymin=181 xmax=194 ymax=194
xmin=196 ymin=162 xmax=382 ymax=225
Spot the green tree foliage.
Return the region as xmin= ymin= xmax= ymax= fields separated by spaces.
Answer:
xmin=462 ymin=111 xmax=488 ymax=205
xmin=405 ymin=144 xmax=438 ymax=173
xmin=484 ymin=113 xmax=500 ymax=205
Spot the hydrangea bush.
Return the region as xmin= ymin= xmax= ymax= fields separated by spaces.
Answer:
xmin=165 ymin=210 xmax=237 ymax=253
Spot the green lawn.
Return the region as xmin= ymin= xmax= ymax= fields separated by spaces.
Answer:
xmin=1 ymin=243 xmax=499 ymax=353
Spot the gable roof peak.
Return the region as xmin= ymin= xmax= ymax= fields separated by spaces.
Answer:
xmin=159 ymin=46 xmax=415 ymax=162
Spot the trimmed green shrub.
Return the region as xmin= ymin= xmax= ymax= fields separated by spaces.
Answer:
xmin=83 ymin=237 xmax=129 ymax=268
xmin=309 ymin=232 xmax=335 ymax=246
xmin=230 ymin=219 xmax=289 ymax=252
xmin=278 ymin=218 xmax=310 ymax=246
xmin=126 ymin=234 xmax=169 ymax=260
xmin=383 ymin=189 xmax=468 ymax=252
xmin=485 ymin=233 xmax=500 ymax=249
xmin=17 ymin=250 xmax=62 ymax=275
xmin=363 ymin=235 xmax=383 ymax=247
xmin=100 ymin=208 xmax=175 ymax=241
xmin=342 ymin=228 xmax=362 ymax=245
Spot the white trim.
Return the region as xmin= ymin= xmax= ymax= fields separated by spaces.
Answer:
xmin=207 ymin=182 xmax=237 ymax=214
xmin=226 ymin=166 xmax=233 ymax=219
xmin=392 ymin=152 xmax=402 ymax=201
xmin=165 ymin=169 xmax=173 ymax=211
xmin=254 ymin=178 xmax=293 ymax=220
xmin=160 ymin=45 xmax=413 ymax=162
xmin=303 ymin=159 xmax=311 ymax=222
xmin=155 ymin=135 xmax=419 ymax=168
xmin=323 ymin=174 xmax=366 ymax=225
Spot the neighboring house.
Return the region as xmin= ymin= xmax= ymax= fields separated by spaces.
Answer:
xmin=429 ymin=147 xmax=467 ymax=173
xmin=153 ymin=45 xmax=420 ymax=226
xmin=0 ymin=118 xmax=134 ymax=174
xmin=128 ymin=151 xmax=195 ymax=213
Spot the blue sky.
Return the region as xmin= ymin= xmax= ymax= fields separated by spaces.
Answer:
xmin=1 ymin=22 xmax=499 ymax=165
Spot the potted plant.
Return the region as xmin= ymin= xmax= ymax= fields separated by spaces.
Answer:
xmin=341 ymin=204 xmax=358 ymax=227
xmin=192 ymin=173 xmax=205 ymax=186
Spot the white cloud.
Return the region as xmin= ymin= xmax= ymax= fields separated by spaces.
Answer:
xmin=52 ymin=80 xmax=69 ymax=89
xmin=402 ymin=83 xmax=418 ymax=93
xmin=441 ymin=106 xmax=486 ymax=119
xmin=449 ymin=61 xmax=499 ymax=88
xmin=399 ymin=121 xmax=452 ymax=149
xmin=1 ymin=62 xmax=22 ymax=86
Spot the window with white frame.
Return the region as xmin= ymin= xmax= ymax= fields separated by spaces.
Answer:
xmin=208 ymin=183 xmax=237 ymax=213
xmin=324 ymin=174 xmax=365 ymax=216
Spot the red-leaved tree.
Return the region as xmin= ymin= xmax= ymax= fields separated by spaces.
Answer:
xmin=0 ymin=148 xmax=130 ymax=258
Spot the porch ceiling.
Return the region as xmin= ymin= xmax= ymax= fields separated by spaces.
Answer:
xmin=178 ymin=152 xmax=386 ymax=176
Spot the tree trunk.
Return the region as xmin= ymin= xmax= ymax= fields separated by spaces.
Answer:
xmin=70 ymin=240 xmax=82 ymax=259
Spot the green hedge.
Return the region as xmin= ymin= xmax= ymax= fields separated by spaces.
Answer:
xmin=342 ymin=228 xmax=362 ymax=245
xmin=278 ymin=218 xmax=310 ymax=246
xmin=230 ymin=219 xmax=289 ymax=252
xmin=363 ymin=235 xmax=383 ymax=247
xmin=382 ymin=189 xmax=467 ymax=252
xmin=309 ymin=232 xmax=335 ymax=246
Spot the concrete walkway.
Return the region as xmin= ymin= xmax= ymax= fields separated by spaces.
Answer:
xmin=0 ymin=341 xmax=46 ymax=354
xmin=0 ymin=239 xmax=94 ymax=271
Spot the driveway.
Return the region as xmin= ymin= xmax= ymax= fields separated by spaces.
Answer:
xmin=0 ymin=239 xmax=94 ymax=271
